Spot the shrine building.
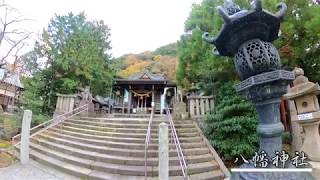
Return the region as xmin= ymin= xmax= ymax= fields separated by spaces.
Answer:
xmin=112 ymin=71 xmax=176 ymax=114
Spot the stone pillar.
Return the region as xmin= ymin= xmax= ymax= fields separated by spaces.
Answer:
xmin=159 ymin=122 xmax=169 ymax=180
xmin=127 ymin=90 xmax=132 ymax=114
xmin=288 ymin=100 xmax=303 ymax=151
xmin=205 ymin=98 xmax=210 ymax=114
xmin=300 ymin=121 xmax=320 ymax=161
xmin=195 ymin=98 xmax=200 ymax=116
xmin=200 ymin=98 xmax=205 ymax=115
xmin=255 ymin=97 xmax=284 ymax=157
xmin=20 ymin=110 xmax=32 ymax=164
xmin=189 ymin=97 xmax=195 ymax=117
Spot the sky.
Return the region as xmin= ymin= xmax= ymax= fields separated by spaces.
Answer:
xmin=6 ymin=0 xmax=201 ymax=58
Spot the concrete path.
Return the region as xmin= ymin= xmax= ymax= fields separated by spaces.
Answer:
xmin=0 ymin=161 xmax=78 ymax=180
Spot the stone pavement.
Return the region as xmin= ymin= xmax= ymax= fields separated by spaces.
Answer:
xmin=0 ymin=161 xmax=78 ymax=180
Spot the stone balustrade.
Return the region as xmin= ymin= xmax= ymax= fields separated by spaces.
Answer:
xmin=54 ymin=93 xmax=77 ymax=116
xmin=187 ymin=96 xmax=214 ymax=118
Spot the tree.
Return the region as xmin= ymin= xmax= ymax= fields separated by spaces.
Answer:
xmin=275 ymin=0 xmax=320 ymax=82
xmin=0 ymin=1 xmax=31 ymax=64
xmin=203 ymin=82 xmax=258 ymax=163
xmin=26 ymin=12 xmax=114 ymax=113
xmin=176 ymin=0 xmax=236 ymax=94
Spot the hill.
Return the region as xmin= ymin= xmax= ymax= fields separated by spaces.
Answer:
xmin=115 ymin=43 xmax=177 ymax=81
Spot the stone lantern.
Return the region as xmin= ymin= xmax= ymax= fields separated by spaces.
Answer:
xmin=284 ymin=68 xmax=320 ymax=161
xmin=203 ymin=0 xmax=314 ymax=179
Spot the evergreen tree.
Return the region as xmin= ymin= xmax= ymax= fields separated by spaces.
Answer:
xmin=203 ymin=82 xmax=258 ymax=162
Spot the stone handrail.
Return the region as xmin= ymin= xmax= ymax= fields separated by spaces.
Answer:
xmin=11 ymin=104 xmax=89 ymax=146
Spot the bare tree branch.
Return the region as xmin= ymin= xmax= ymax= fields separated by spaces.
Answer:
xmin=0 ymin=1 xmax=33 ymax=65
xmin=0 ymin=32 xmax=31 ymax=63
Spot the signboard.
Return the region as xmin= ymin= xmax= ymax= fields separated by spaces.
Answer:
xmin=297 ymin=113 xmax=313 ymax=121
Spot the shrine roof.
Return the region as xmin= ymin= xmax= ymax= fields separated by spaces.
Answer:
xmin=128 ymin=71 xmax=165 ymax=80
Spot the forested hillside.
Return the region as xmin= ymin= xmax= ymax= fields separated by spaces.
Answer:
xmin=115 ymin=43 xmax=177 ymax=81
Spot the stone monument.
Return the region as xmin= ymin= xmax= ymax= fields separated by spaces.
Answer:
xmin=203 ymin=0 xmax=314 ymax=179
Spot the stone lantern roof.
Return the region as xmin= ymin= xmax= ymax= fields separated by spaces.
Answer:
xmin=284 ymin=68 xmax=320 ymax=99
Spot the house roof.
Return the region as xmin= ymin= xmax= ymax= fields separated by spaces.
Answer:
xmin=0 ymin=68 xmax=24 ymax=89
xmin=128 ymin=71 xmax=165 ymax=80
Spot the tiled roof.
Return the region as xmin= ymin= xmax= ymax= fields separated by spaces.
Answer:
xmin=0 ymin=69 xmax=24 ymax=88
xmin=128 ymin=70 xmax=165 ymax=80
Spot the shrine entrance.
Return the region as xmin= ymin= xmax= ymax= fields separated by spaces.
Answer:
xmin=112 ymin=71 xmax=176 ymax=114
xmin=131 ymin=89 xmax=152 ymax=113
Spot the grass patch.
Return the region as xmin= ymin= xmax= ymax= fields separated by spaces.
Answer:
xmin=0 ymin=139 xmax=11 ymax=149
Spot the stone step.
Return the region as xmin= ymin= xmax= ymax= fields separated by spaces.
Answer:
xmin=67 ymin=119 xmax=195 ymax=129
xmin=32 ymin=134 xmax=209 ymax=158
xmin=89 ymin=170 xmax=224 ymax=180
xmin=62 ymin=121 xmax=198 ymax=134
xmin=28 ymin=142 xmax=214 ymax=166
xmin=26 ymin=143 xmax=218 ymax=177
xmin=53 ymin=126 xmax=201 ymax=140
xmin=171 ymin=171 xmax=225 ymax=180
xmin=44 ymin=130 xmax=206 ymax=150
xmin=78 ymin=117 xmax=193 ymax=125
xmin=48 ymin=127 xmax=201 ymax=145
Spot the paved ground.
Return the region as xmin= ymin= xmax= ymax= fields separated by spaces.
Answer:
xmin=0 ymin=161 xmax=77 ymax=180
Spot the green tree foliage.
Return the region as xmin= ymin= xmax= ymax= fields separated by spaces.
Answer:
xmin=153 ymin=43 xmax=177 ymax=56
xmin=176 ymin=0 xmax=236 ymax=95
xmin=275 ymin=0 xmax=320 ymax=82
xmin=203 ymin=82 xmax=258 ymax=162
xmin=21 ymin=76 xmax=50 ymax=126
xmin=23 ymin=12 xmax=113 ymax=114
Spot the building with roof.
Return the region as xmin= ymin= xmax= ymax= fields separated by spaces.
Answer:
xmin=112 ymin=71 xmax=176 ymax=114
xmin=0 ymin=68 xmax=24 ymax=112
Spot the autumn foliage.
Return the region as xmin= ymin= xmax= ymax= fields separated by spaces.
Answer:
xmin=116 ymin=43 xmax=177 ymax=81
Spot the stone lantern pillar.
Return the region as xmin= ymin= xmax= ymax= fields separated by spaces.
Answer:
xmin=284 ymin=68 xmax=320 ymax=161
xmin=203 ymin=0 xmax=314 ymax=179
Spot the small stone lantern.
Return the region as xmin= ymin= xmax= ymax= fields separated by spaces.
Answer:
xmin=284 ymin=67 xmax=320 ymax=161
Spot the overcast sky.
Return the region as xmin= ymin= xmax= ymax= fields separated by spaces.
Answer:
xmin=6 ymin=0 xmax=201 ymax=58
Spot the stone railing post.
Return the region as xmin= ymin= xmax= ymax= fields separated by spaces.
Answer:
xmin=195 ymin=98 xmax=200 ymax=116
xmin=159 ymin=122 xmax=169 ymax=180
xmin=20 ymin=110 xmax=32 ymax=164
xmin=200 ymin=98 xmax=205 ymax=116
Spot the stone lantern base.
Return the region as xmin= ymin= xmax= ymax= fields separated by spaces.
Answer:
xmin=231 ymin=163 xmax=314 ymax=180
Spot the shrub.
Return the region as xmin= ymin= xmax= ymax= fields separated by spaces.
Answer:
xmin=31 ymin=114 xmax=50 ymax=128
xmin=203 ymin=82 xmax=259 ymax=162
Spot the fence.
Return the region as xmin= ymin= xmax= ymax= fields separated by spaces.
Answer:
xmin=187 ymin=96 xmax=214 ymax=118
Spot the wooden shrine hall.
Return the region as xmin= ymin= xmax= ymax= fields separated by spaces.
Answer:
xmin=112 ymin=71 xmax=176 ymax=114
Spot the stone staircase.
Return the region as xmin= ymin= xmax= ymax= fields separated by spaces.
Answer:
xmin=16 ymin=116 xmax=229 ymax=180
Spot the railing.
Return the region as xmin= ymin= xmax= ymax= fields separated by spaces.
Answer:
xmin=187 ymin=95 xmax=214 ymax=118
xmin=144 ymin=107 xmax=154 ymax=178
xmin=11 ymin=104 xmax=89 ymax=147
xmin=166 ymin=107 xmax=188 ymax=179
